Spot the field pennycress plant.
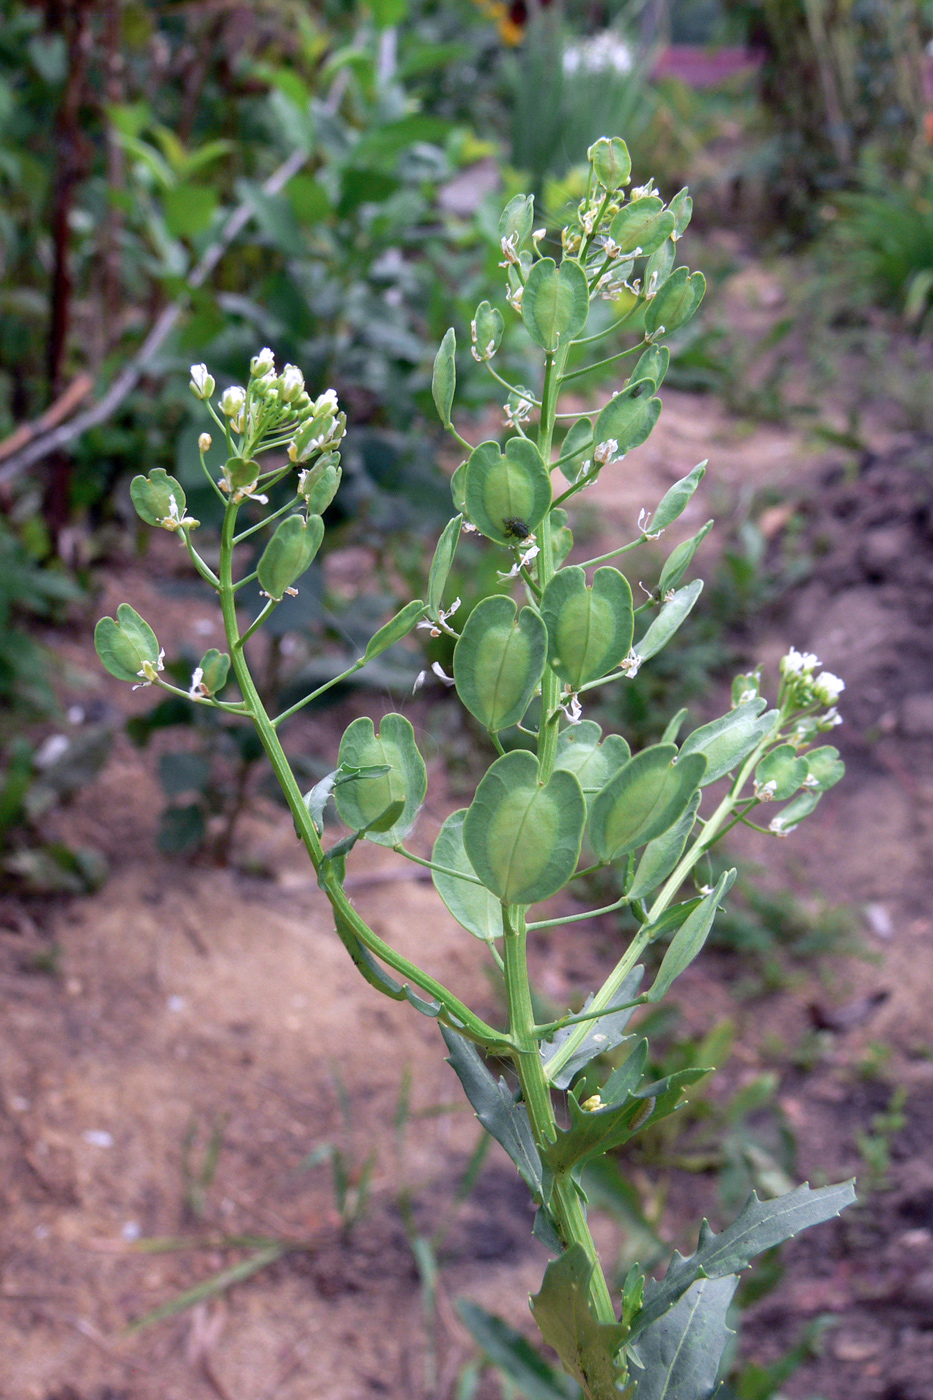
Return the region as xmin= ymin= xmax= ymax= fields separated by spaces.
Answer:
xmin=97 ymin=138 xmax=854 ymax=1400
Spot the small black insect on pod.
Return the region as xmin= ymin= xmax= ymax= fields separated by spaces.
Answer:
xmin=502 ymin=516 xmax=530 ymax=540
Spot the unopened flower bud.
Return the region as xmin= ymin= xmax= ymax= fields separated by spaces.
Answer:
xmin=250 ymin=347 xmax=275 ymax=378
xmin=220 ymin=385 xmax=246 ymax=418
xmin=279 ymin=364 xmax=305 ymax=404
xmin=189 ymin=364 xmax=215 ymax=400
xmin=198 ymin=433 xmax=212 ymax=454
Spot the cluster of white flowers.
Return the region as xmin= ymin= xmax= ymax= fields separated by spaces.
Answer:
xmin=780 ymin=646 xmax=846 ymax=712
xmin=563 ymin=31 xmax=633 ymax=76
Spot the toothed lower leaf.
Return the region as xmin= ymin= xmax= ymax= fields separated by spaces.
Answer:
xmin=629 ymin=1275 xmax=737 ymax=1400
xmin=530 ymin=1245 xmax=628 ymax=1399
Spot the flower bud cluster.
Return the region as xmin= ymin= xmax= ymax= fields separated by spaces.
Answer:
xmin=188 ymin=352 xmax=345 ymax=470
xmin=780 ymin=647 xmax=845 ymax=713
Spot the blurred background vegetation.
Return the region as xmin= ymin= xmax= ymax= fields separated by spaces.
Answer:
xmin=2 ymin=0 xmax=933 ymax=871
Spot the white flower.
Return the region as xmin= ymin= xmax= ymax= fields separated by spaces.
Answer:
xmin=814 ymin=670 xmax=845 ymax=704
xmin=768 ymin=815 xmax=797 ymax=837
xmin=418 ymin=598 xmax=461 ymax=637
xmin=504 ymin=395 xmax=534 ymax=428
xmin=313 ymin=388 xmax=339 ymax=416
xmin=280 ymin=364 xmax=305 ymax=404
xmin=819 ymin=707 xmax=843 ymax=729
xmin=188 ymin=666 xmax=206 ymax=698
xmin=637 ymin=507 xmax=660 ymax=540
xmin=220 ymin=385 xmax=246 ymax=418
xmin=431 ymin=662 xmax=456 ymax=687
xmin=619 ymin=650 xmax=642 ymax=678
xmin=594 ymin=438 xmax=619 ymax=466
xmin=133 ymin=648 xmax=165 ymax=690
xmin=198 ymin=432 xmax=212 ymax=454
xmin=157 ymin=494 xmax=199 ymax=533
xmin=189 ymin=364 xmax=215 ymax=400
xmin=559 ymin=690 xmax=583 ymax=725
xmin=780 ymin=647 xmax=820 ymax=677
xmin=250 ymin=347 xmax=275 ymax=378
xmin=499 ymin=233 xmax=520 ymax=267
xmin=506 ymin=284 xmax=523 ymax=313
xmin=498 ymin=544 xmax=539 ymax=580
xmin=754 ymin=778 xmax=777 ymax=801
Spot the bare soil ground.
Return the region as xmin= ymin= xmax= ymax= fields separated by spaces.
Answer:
xmin=2 ymin=384 xmax=932 ymax=1400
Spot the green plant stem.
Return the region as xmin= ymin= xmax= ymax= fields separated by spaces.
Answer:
xmin=233 ymin=496 xmax=298 ymax=544
xmin=392 ymin=846 xmax=486 ymax=887
xmin=181 ymin=531 xmax=220 ymax=589
xmin=576 ymin=538 xmax=643 ymax=568
xmin=237 ymin=598 xmax=278 ymax=646
xmin=544 ymin=728 xmax=780 ymax=1087
xmin=561 ymin=344 xmax=641 ymax=385
xmin=484 ymin=362 xmax=542 ymax=406
xmin=526 ymin=892 xmax=630 ymax=929
xmin=271 ymin=656 xmax=367 ymax=728
xmin=216 ymin=501 xmax=507 ymax=1053
xmin=502 ymin=906 xmax=617 ymax=1325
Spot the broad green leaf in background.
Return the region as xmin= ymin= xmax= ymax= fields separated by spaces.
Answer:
xmin=94 ymin=604 xmax=161 ymax=683
xmin=589 ymin=745 xmax=707 ymax=863
xmin=457 ymin=1301 xmax=580 ymax=1400
xmin=554 ymin=721 xmax=630 ymax=802
xmin=633 ymin=580 xmax=703 ymax=665
xmin=522 ymin=257 xmax=590 ymax=351
xmin=541 ymin=566 xmax=634 ymax=689
xmin=593 ymin=378 xmax=661 ymax=458
xmin=433 ymin=810 xmax=504 ymax=943
xmin=427 ymin=514 xmax=462 ymax=619
xmin=334 ymin=714 xmax=426 ymax=847
xmin=453 ymin=596 xmax=547 ymax=732
xmin=679 ymin=701 xmax=776 ymax=786
xmin=464 ymin=438 xmax=552 ymax=546
xmin=644 ymin=237 xmax=675 ymax=294
xmin=257 ymin=514 xmax=324 ymax=601
xmin=530 ymin=1246 xmax=628 ymax=1396
xmin=645 ymin=266 xmax=706 ymax=337
xmin=609 ymin=197 xmax=675 ymax=257
xmin=463 ymin=751 xmax=585 ymax=906
xmin=647 ymin=868 xmax=736 ymax=1002
xmin=630 ymin=1275 xmax=738 ymax=1400
xmin=432 ymin=327 xmax=456 ymax=429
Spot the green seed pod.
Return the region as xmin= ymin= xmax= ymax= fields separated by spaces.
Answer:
xmin=609 ymin=198 xmax=675 ymax=258
xmin=257 ymin=514 xmax=325 ymax=601
xmin=464 ymin=438 xmax=551 ymax=546
xmin=587 ymin=137 xmax=631 ymax=192
xmin=453 ymin=595 xmax=547 ymax=732
xmin=223 ymin=456 xmax=262 ymax=496
xmin=298 ymin=455 xmax=342 ymax=514
xmin=94 ymin=603 xmax=162 ymax=684
xmin=335 ymin=713 xmax=427 ymax=847
xmin=463 ymin=750 xmax=586 ymax=906
xmin=130 ymin=468 xmax=197 ymax=531
xmin=540 ymin=566 xmax=634 ymax=689
xmin=522 ymin=258 xmax=589 ymax=351
xmin=193 ymin=648 xmax=231 ymax=697
xmin=471 ymin=301 xmax=504 ymax=361
xmin=498 ymin=193 xmax=534 ymax=253
xmin=432 ymin=327 xmax=456 ymax=428
xmin=644 ymin=267 xmax=706 ymax=337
